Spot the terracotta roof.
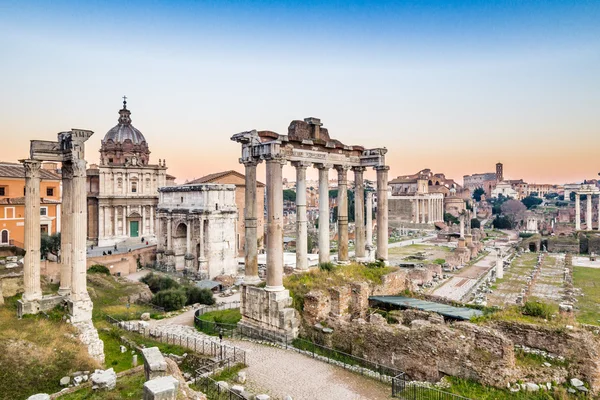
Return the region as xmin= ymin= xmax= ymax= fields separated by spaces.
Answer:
xmin=188 ymin=170 xmax=265 ymax=187
xmin=0 ymin=163 xmax=61 ymax=180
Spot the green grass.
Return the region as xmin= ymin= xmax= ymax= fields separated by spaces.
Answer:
xmin=572 ymin=266 xmax=600 ymax=325
xmin=59 ymin=369 xmax=145 ymax=400
xmin=199 ymin=309 xmax=242 ymax=325
xmin=98 ymin=329 xmax=141 ymax=373
xmin=211 ymin=363 xmax=246 ymax=382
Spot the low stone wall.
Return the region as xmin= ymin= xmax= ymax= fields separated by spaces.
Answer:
xmin=1 ymin=271 xmax=24 ymax=298
xmin=86 ymin=246 xmax=156 ymax=277
xmin=547 ymin=236 xmax=579 ymax=253
xmin=488 ymin=320 xmax=600 ymax=392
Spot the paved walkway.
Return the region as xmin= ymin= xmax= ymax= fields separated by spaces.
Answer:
xmin=150 ymin=323 xmax=391 ymax=400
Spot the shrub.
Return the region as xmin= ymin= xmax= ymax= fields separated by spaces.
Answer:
xmin=88 ymin=264 xmax=110 ymax=275
xmin=519 ymin=232 xmax=534 ymax=238
xmin=185 ymin=287 xmax=216 ymax=306
xmin=152 ymin=289 xmax=187 ymax=311
xmin=433 ymin=258 xmax=446 ymax=265
xmin=142 ymin=272 xmax=180 ymax=293
xmin=366 ymin=259 xmax=386 ymax=269
xmin=470 ymin=218 xmax=481 ymax=229
xmin=319 ymin=262 xmax=336 ymax=272
xmin=522 ymin=301 xmax=555 ymax=320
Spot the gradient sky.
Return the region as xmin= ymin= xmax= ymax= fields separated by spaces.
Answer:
xmin=1 ymin=0 xmax=599 ymax=185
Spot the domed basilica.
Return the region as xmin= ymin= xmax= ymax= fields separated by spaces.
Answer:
xmin=87 ymin=98 xmax=175 ymax=246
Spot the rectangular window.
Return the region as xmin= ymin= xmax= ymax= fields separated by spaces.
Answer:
xmin=40 ymin=207 xmax=47 ymax=216
xmin=46 ymin=187 xmax=54 ymax=196
xmin=0 ymin=187 xmax=5 ymax=196
xmin=5 ymin=207 xmax=15 ymax=219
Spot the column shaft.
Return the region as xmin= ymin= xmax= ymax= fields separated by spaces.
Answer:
xmin=336 ymin=166 xmax=349 ymax=262
xmin=70 ymin=160 xmax=88 ymax=301
xmin=22 ymin=160 xmax=42 ymax=302
xmin=375 ymin=166 xmax=389 ymax=261
xmin=58 ymin=162 xmax=73 ymax=296
xmin=575 ymin=194 xmax=581 ymax=230
xmin=587 ymin=195 xmax=593 ymax=231
xmin=142 ymin=206 xmax=147 ymax=236
xmin=113 ymin=206 xmax=117 ymax=236
xmin=317 ymin=165 xmax=331 ymax=264
xmin=186 ymin=220 xmax=191 ymax=254
xmin=243 ymin=161 xmax=259 ymax=282
xmin=149 ymin=206 xmax=154 ymax=235
xmin=265 ymin=158 xmax=284 ymax=291
xmin=294 ymin=162 xmax=309 ymax=270
xmin=354 ymin=167 xmax=366 ymax=258
xmin=98 ymin=206 xmax=104 ymax=239
xmin=166 ymin=217 xmax=172 ymax=251
xmin=122 ymin=206 xmax=127 ymax=236
xmin=366 ymin=192 xmax=373 ymax=247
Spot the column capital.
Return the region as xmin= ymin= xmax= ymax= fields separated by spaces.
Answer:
xmin=291 ymin=161 xmax=312 ymax=169
xmin=264 ymin=155 xmax=287 ymax=166
xmin=242 ymin=158 xmax=261 ymax=167
xmin=21 ymin=159 xmax=41 ymax=178
xmin=315 ymin=163 xmax=333 ymax=170
xmin=335 ymin=165 xmax=352 ymax=172
xmin=352 ymin=166 xmax=367 ymax=173
xmin=374 ymin=165 xmax=390 ymax=172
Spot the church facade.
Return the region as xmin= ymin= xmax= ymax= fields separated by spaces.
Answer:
xmin=87 ymin=99 xmax=174 ymax=246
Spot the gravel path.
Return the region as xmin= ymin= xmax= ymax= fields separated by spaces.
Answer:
xmin=150 ymin=323 xmax=392 ymax=400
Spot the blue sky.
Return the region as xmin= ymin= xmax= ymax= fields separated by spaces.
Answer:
xmin=1 ymin=0 xmax=599 ymax=183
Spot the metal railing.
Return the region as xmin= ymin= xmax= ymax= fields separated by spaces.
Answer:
xmin=194 ymin=376 xmax=244 ymax=400
xmin=394 ymin=380 xmax=472 ymax=400
xmin=105 ymin=315 xmax=246 ymax=365
xmin=197 ymin=301 xmax=241 ymax=317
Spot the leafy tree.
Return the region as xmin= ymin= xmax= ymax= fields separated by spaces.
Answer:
xmin=471 ymin=218 xmax=481 ymax=229
xmin=87 ymin=264 xmax=110 ymax=275
xmin=492 ymin=216 xmax=512 ymax=229
xmin=545 ymin=192 xmax=559 ymax=200
xmin=152 ymin=289 xmax=187 ymax=311
xmin=40 ymin=232 xmax=61 ymax=260
xmin=185 ymin=287 xmax=216 ymax=306
xmin=283 ymin=189 xmax=296 ymax=202
xmin=521 ymin=196 xmax=543 ymax=209
xmin=141 ymin=272 xmax=180 ymax=293
xmin=472 ymin=188 xmax=485 ymax=202
xmin=529 ymin=192 xmax=539 ymax=197
xmin=444 ymin=213 xmax=459 ymax=225
xmin=501 ymin=199 xmax=526 ymax=225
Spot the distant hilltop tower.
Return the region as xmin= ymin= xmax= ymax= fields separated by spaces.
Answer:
xmin=496 ymin=162 xmax=504 ymax=182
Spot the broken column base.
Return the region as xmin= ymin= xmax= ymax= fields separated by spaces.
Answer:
xmin=68 ymin=297 xmax=94 ymax=323
xmin=143 ymin=376 xmax=179 ymax=400
xmin=17 ymin=294 xmax=64 ymax=318
xmin=238 ymin=284 xmax=299 ymax=344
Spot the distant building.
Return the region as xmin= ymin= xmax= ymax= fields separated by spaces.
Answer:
xmin=187 ymin=170 xmax=265 ymax=256
xmin=491 ymin=181 xmax=518 ymax=199
xmin=463 ymin=172 xmax=497 ymax=197
xmin=87 ymin=99 xmax=175 ymax=246
xmin=0 ymin=162 xmax=62 ymax=247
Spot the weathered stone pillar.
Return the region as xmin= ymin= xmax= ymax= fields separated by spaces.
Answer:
xmin=156 ymin=213 xmax=164 ymax=252
xmin=113 ymin=206 xmax=118 ymax=236
xmin=354 ymin=167 xmax=366 ymax=258
xmin=265 ymin=157 xmax=285 ymax=291
xmin=70 ymin=159 xmax=89 ymax=302
xmin=122 ymin=206 xmax=127 ymax=236
xmin=293 ymin=161 xmax=309 ymax=270
xmin=186 ymin=220 xmax=191 ymax=254
xmin=575 ymin=194 xmax=581 ymax=230
xmin=58 ymin=162 xmax=73 ymax=296
xmin=375 ymin=166 xmax=389 ymax=262
xmin=597 ymin=195 xmax=600 ymax=231
xmin=421 ymin=198 xmax=426 ymax=225
xmin=317 ymin=164 xmax=331 ymax=264
xmin=587 ymin=195 xmax=593 ymax=231
xmin=142 ymin=206 xmax=147 ymax=236
xmin=243 ymin=160 xmax=260 ymax=283
xmin=149 ymin=206 xmax=154 ymax=235
xmin=166 ymin=216 xmax=172 ymax=251
xmin=98 ymin=205 xmax=104 ymax=240
xmin=366 ymin=191 xmax=373 ymax=248
xmin=336 ymin=165 xmax=349 ymax=263
xmin=414 ymin=198 xmax=419 ymax=223
xmin=22 ymin=159 xmax=43 ymax=304
xmin=496 ymin=249 xmax=504 ymax=279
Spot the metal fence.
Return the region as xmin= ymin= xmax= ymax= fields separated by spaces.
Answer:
xmin=394 ymin=381 xmax=472 ymax=400
xmin=194 ymin=376 xmax=244 ymax=400
xmin=106 ymin=315 xmax=246 ymax=365
xmin=197 ymin=301 xmax=241 ymax=316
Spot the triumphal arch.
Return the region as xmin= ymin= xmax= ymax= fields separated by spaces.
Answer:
xmin=232 ymin=117 xmax=389 ymax=341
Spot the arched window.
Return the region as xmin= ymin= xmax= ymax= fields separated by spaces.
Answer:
xmin=1 ymin=230 xmax=8 ymax=244
xmin=131 ymin=181 xmax=137 ymax=193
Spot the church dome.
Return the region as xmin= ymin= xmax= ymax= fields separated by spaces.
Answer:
xmin=100 ymin=97 xmax=151 ymax=166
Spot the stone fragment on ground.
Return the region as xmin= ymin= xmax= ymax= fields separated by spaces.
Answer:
xmin=60 ymin=376 xmax=70 ymax=386
xmin=143 ymin=375 xmax=179 ymax=400
xmin=27 ymin=395 xmax=50 ymax=400
xmin=91 ymin=368 xmax=117 ymax=390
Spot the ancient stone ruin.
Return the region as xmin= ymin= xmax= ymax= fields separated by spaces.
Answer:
xmin=231 ymin=117 xmax=389 ymax=342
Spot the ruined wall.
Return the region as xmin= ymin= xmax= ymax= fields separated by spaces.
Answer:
xmin=547 ymin=236 xmax=579 ymax=253
xmin=488 ymin=320 xmax=600 ymax=392
xmin=0 ymin=272 xmax=24 ymax=297
xmin=318 ymin=317 xmax=515 ymax=387
xmin=86 ymin=246 xmax=156 ymax=276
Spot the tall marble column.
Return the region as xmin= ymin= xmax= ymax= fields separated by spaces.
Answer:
xmin=366 ymin=191 xmax=374 ymax=249
xmin=597 ymin=195 xmax=600 ymax=231
xmin=166 ymin=216 xmax=172 ymax=251
xmin=156 ymin=213 xmax=164 ymax=252
xmin=354 ymin=167 xmax=366 ymax=258
xmin=421 ymin=198 xmax=426 ymax=225
xmin=575 ymin=194 xmax=581 ymax=230
xmin=336 ymin=166 xmax=350 ymax=263
xmin=22 ymin=160 xmax=42 ymax=303
xmin=142 ymin=206 xmax=147 ymax=236
xmin=265 ymin=157 xmax=285 ymax=291
xmin=98 ymin=206 xmax=104 ymax=239
xmin=70 ymin=159 xmax=89 ymax=302
xmin=460 ymin=214 xmax=465 ymax=238
xmin=122 ymin=206 xmax=127 ymax=236
xmin=293 ymin=161 xmax=309 ymax=270
xmin=414 ymin=198 xmax=419 ymax=223
xmin=317 ymin=164 xmax=332 ymax=264
xmin=375 ymin=166 xmax=389 ymax=262
xmin=587 ymin=195 xmax=593 ymax=231
xmin=186 ymin=219 xmax=191 ymax=254
xmin=58 ymin=162 xmax=73 ymax=296
xmin=149 ymin=206 xmax=154 ymax=235
xmin=113 ymin=206 xmax=117 ymax=237
xmin=243 ymin=160 xmax=260 ymax=283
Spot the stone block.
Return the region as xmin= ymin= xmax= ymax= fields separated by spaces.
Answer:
xmin=255 ymin=395 xmax=270 ymax=400
xmin=60 ymin=376 xmax=70 ymax=386
xmin=141 ymin=312 xmax=151 ymax=321
xmin=91 ymin=368 xmax=117 ymax=390
xmin=236 ymin=371 xmax=247 ymax=383
xmin=142 ymin=347 xmax=168 ymax=381
xmin=143 ymin=375 xmax=179 ymax=400
xmin=231 ymin=385 xmax=244 ymax=394
xmin=27 ymin=394 xmax=50 ymax=400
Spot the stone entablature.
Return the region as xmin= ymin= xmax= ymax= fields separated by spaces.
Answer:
xmin=156 ymin=184 xmax=237 ymax=277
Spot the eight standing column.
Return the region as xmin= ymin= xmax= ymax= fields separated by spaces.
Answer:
xmin=70 ymin=159 xmax=89 ymax=303
xmin=317 ymin=164 xmax=332 ymax=265
xmin=375 ymin=166 xmax=389 ymax=262
xmin=587 ymin=195 xmax=593 ymax=231
xmin=366 ymin=191 xmax=374 ymax=258
xmin=243 ymin=160 xmax=260 ymax=283
xmin=336 ymin=165 xmax=350 ymax=263
xmin=293 ymin=161 xmax=310 ymax=271
xmin=575 ymin=194 xmax=581 ymax=230
xmin=265 ymin=157 xmax=285 ymax=291
xmin=354 ymin=167 xmax=366 ymax=259
xmin=58 ymin=162 xmax=73 ymax=296
xmin=22 ymin=160 xmax=43 ymax=304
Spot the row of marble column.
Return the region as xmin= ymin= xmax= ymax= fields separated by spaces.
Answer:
xmin=22 ymin=158 xmax=88 ymax=304
xmin=243 ymin=158 xmax=389 ymax=291
xmin=414 ymin=197 xmax=444 ymax=224
xmin=98 ymin=204 xmax=154 ymax=238
xmin=574 ymin=194 xmax=600 ymax=231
